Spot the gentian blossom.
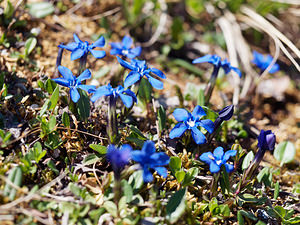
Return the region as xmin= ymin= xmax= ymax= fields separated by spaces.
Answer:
xmin=52 ymin=65 xmax=95 ymax=103
xmin=200 ymin=147 xmax=237 ymax=173
xmin=117 ymin=56 xmax=166 ymax=89
xmin=131 ymin=141 xmax=170 ymax=183
xmin=169 ymin=105 xmax=214 ymax=144
xmin=106 ymin=144 xmax=132 ymax=173
xmin=59 ymin=34 xmax=106 ymax=61
xmin=252 ymin=51 xmax=280 ymax=74
xmin=192 ymin=54 xmax=242 ymax=77
xmin=110 ymin=36 xmax=142 ymax=59
xmin=90 ymin=84 xmax=137 ymax=108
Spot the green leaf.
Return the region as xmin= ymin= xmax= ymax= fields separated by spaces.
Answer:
xmin=239 ymin=210 xmax=258 ymax=221
xmin=208 ymin=197 xmax=219 ymax=215
xmin=45 ymin=79 xmax=57 ymax=94
xmin=237 ymin=210 xmax=245 ymax=225
xmin=242 ymin=151 xmax=254 ymax=170
xmin=48 ymin=86 xmax=59 ymax=111
xmin=257 ymin=167 xmax=272 ymax=187
xmin=33 ymin=142 xmax=46 ymax=163
xmin=182 ymin=167 xmax=198 ymax=187
xmin=175 ymin=171 xmax=186 ymax=183
xmin=47 ymin=160 xmax=59 ymax=175
xmin=172 ymin=59 xmax=203 ymax=77
xmin=274 ymin=181 xmax=280 ymax=200
xmin=128 ymin=170 xmax=143 ymax=192
xmin=274 ymin=205 xmax=286 ymax=219
xmin=4 ymin=167 xmax=22 ymax=200
xmin=158 ymin=105 xmax=166 ymax=131
xmin=24 ymin=37 xmax=37 ymax=57
xmin=197 ymin=88 xmax=205 ymax=106
xmin=76 ymin=90 xmax=90 ymax=121
xmin=202 ymin=106 xmax=218 ymax=121
xmin=166 ymin=188 xmax=187 ymax=224
xmin=82 ymin=154 xmax=100 ymax=166
xmin=4 ymin=0 xmax=14 ymax=20
xmin=39 ymin=99 xmax=50 ymax=116
xmin=48 ymin=115 xmax=56 ymax=132
xmin=121 ymin=180 xmax=133 ymax=203
xmin=219 ymin=204 xmax=230 ymax=217
xmin=103 ymin=201 xmax=118 ymax=218
xmin=138 ymin=78 xmax=152 ymax=104
xmin=28 ymin=2 xmax=55 ymax=18
xmin=274 ymin=141 xmax=296 ymax=166
xmin=89 ymin=144 xmax=107 ymax=154
xmin=169 ymin=156 xmax=181 ymax=175
xmin=62 ymin=112 xmax=70 ymax=127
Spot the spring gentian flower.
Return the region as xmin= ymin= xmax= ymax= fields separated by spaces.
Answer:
xmin=90 ymin=84 xmax=137 ymax=108
xmin=58 ymin=34 xmax=106 ymax=61
xmin=200 ymin=147 xmax=237 ymax=173
xmin=107 ymin=144 xmax=132 ymax=173
xmin=192 ymin=54 xmax=242 ymax=77
xmin=52 ymin=66 xmax=95 ymax=103
xmin=252 ymin=51 xmax=280 ymax=74
xmin=117 ymin=56 xmax=166 ymax=89
xmin=131 ymin=141 xmax=170 ymax=183
xmin=110 ymin=36 xmax=142 ymax=59
xmin=169 ymin=105 xmax=214 ymax=144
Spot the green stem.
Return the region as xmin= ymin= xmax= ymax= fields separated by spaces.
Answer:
xmin=204 ymin=66 xmax=220 ymax=105
xmin=78 ymin=53 xmax=88 ymax=76
xmin=210 ymin=172 xmax=220 ymax=199
xmin=107 ymin=96 xmax=118 ymax=144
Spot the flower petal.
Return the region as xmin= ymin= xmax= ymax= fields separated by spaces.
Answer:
xmin=147 ymin=76 xmax=163 ymax=90
xmin=223 ymin=150 xmax=237 ymax=161
xmin=127 ymin=46 xmax=142 ymax=58
xmin=78 ymin=85 xmax=96 ymax=93
xmin=192 ymin=54 xmax=215 ymax=64
xmin=209 ymin=161 xmax=221 ymax=173
xmin=71 ymin=48 xmax=85 ymax=60
xmin=142 ymin=141 xmax=156 ymax=155
xmin=231 ymin=66 xmax=242 ymax=77
xmin=150 ymin=152 xmax=170 ymax=166
xmin=58 ymin=66 xmax=74 ymax=82
xmin=123 ymin=89 xmax=137 ymax=103
xmin=119 ymin=93 xmax=133 ymax=108
xmin=192 ymin=105 xmax=206 ymax=120
xmin=89 ymin=49 xmax=106 ymax=59
xmin=77 ymin=69 xmax=91 ymax=83
xmin=90 ymin=36 xmax=105 ymax=48
xmin=124 ymin=71 xmax=141 ymax=88
xmin=117 ymin=56 xmax=136 ymax=70
xmin=150 ymin=68 xmax=166 ymax=79
xmin=143 ymin=167 xmax=153 ymax=183
xmin=131 ymin=150 xmax=144 ymax=163
xmin=173 ymin=108 xmax=190 ymax=122
xmin=70 ymin=88 xmax=80 ymax=103
xmin=198 ymin=119 xmax=214 ymax=134
xmin=110 ymin=42 xmax=122 ymax=49
xmin=73 ymin=33 xmax=81 ymax=43
xmin=191 ymin=127 xmax=206 ymax=144
xmin=58 ymin=42 xmax=77 ymax=51
xmin=122 ymin=36 xmax=133 ymax=49
xmin=90 ymin=85 xmax=112 ymax=102
xmin=225 ymin=163 xmax=234 ymax=173
xmin=213 ymin=147 xmax=224 ymax=160
xmin=169 ymin=123 xmax=187 ymax=139
xmin=199 ymin=152 xmax=214 ymax=164
xmin=153 ymin=166 xmax=168 ymax=178
xmin=52 ymin=78 xmax=69 ymax=87
xmin=110 ymin=48 xmax=121 ymax=56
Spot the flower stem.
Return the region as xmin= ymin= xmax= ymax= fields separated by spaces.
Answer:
xmin=78 ymin=53 xmax=88 ymax=76
xmin=204 ymin=66 xmax=220 ymax=105
xmin=113 ymin=172 xmax=122 ymax=207
xmin=107 ymin=96 xmax=118 ymax=144
xmin=54 ymin=46 xmax=64 ymax=77
xmin=210 ymin=172 xmax=220 ymax=199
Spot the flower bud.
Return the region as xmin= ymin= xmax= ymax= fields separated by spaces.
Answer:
xmin=257 ymin=130 xmax=276 ymax=151
xmin=218 ymin=105 xmax=234 ymax=121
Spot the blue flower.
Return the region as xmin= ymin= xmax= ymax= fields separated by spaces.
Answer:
xmin=58 ymin=34 xmax=106 ymax=61
xmin=117 ymin=56 xmax=166 ymax=89
xmin=200 ymin=147 xmax=236 ymax=173
xmin=106 ymin=144 xmax=132 ymax=172
xmin=192 ymin=54 xmax=242 ymax=77
xmin=52 ymin=66 xmax=95 ymax=103
xmin=110 ymin=36 xmax=142 ymax=59
xmin=90 ymin=84 xmax=137 ymax=108
xmin=169 ymin=105 xmax=214 ymax=144
xmin=252 ymin=51 xmax=280 ymax=74
xmin=131 ymin=141 xmax=170 ymax=183
xmin=218 ymin=105 xmax=234 ymax=121
xmin=257 ymin=130 xmax=276 ymax=152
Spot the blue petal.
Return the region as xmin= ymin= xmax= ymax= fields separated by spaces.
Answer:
xmin=225 ymin=163 xmax=234 ymax=173
xmin=231 ymin=66 xmax=242 ymax=77
xmin=123 ymin=89 xmax=137 ymax=103
xmin=199 ymin=152 xmax=214 ymax=164
xmin=117 ymin=56 xmax=136 ymax=70
xmin=192 ymin=54 xmax=217 ymax=64
xmin=131 ymin=150 xmax=144 ymax=163
xmin=73 ymin=33 xmax=81 ymax=43
xmin=209 ymin=161 xmax=221 ymax=173
xmin=58 ymin=42 xmax=77 ymax=51
xmin=143 ymin=168 xmax=153 ymax=183
xmin=58 ymin=66 xmax=74 ymax=82
xmin=90 ymin=36 xmax=105 ymax=48
xmin=150 ymin=68 xmax=166 ymax=79
xmin=70 ymin=88 xmax=80 ymax=103
xmin=90 ymin=85 xmax=112 ymax=102
xmin=77 ymin=69 xmax=91 ymax=83
xmin=223 ymin=150 xmax=237 ymax=161
xmin=192 ymin=105 xmax=206 ymax=120
xmin=213 ymin=147 xmax=224 ymax=160
xmin=169 ymin=123 xmax=187 ymax=139
xmin=119 ymin=93 xmax=133 ymax=108
xmin=173 ymin=108 xmax=190 ymax=122
xmin=153 ymin=167 xmax=168 ymax=178
xmin=150 ymin=152 xmax=170 ymax=166
xmin=268 ymin=63 xmax=280 ymax=74
xmin=191 ymin=127 xmax=206 ymax=144
xmin=122 ymin=36 xmax=133 ymax=49
xmin=147 ymin=76 xmax=163 ymax=90
xmin=127 ymin=46 xmax=142 ymax=58
xmin=89 ymin=49 xmax=106 ymax=59
xmin=110 ymin=48 xmax=121 ymax=55
xmin=198 ymin=119 xmax=214 ymax=134
xmin=78 ymin=85 xmax=96 ymax=93
xmin=124 ymin=71 xmax=141 ymax=88
xmin=142 ymin=141 xmax=156 ymax=155
xmin=52 ymin=78 xmax=69 ymax=87
xmin=71 ymin=48 xmax=85 ymax=60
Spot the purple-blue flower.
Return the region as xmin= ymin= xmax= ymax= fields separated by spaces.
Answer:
xmin=200 ymin=147 xmax=236 ymax=173
xmin=90 ymin=84 xmax=137 ymax=108
xmin=52 ymin=66 xmax=95 ymax=103
xmin=131 ymin=141 xmax=170 ymax=183
xmin=252 ymin=51 xmax=280 ymax=74
xmin=58 ymin=34 xmax=106 ymax=61
xmin=169 ymin=105 xmax=214 ymax=145
xmin=110 ymin=36 xmax=142 ymax=59
xmin=218 ymin=105 xmax=234 ymax=121
xmin=192 ymin=54 xmax=242 ymax=77
xmin=106 ymin=144 xmax=132 ymax=172
xmin=257 ymin=130 xmax=276 ymax=152
xmin=117 ymin=56 xmax=166 ymax=89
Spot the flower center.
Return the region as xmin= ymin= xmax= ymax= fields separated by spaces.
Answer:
xmin=122 ymin=49 xmax=129 ymax=55
xmin=216 ymin=160 xmax=222 ymax=165
xmin=186 ymin=119 xmax=196 ymax=128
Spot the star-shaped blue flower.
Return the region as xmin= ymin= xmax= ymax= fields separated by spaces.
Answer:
xmin=200 ymin=147 xmax=237 ymax=173
xmin=192 ymin=54 xmax=242 ymax=77
xmin=106 ymin=144 xmax=132 ymax=172
xmin=169 ymin=105 xmax=214 ymax=145
xmin=110 ymin=36 xmax=142 ymax=59
xmin=58 ymin=34 xmax=106 ymax=61
xmin=117 ymin=56 xmax=166 ymax=90
xmin=252 ymin=51 xmax=280 ymax=74
xmin=131 ymin=141 xmax=170 ymax=183
xmin=90 ymin=84 xmax=137 ymax=108
xmin=52 ymin=66 xmax=95 ymax=103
